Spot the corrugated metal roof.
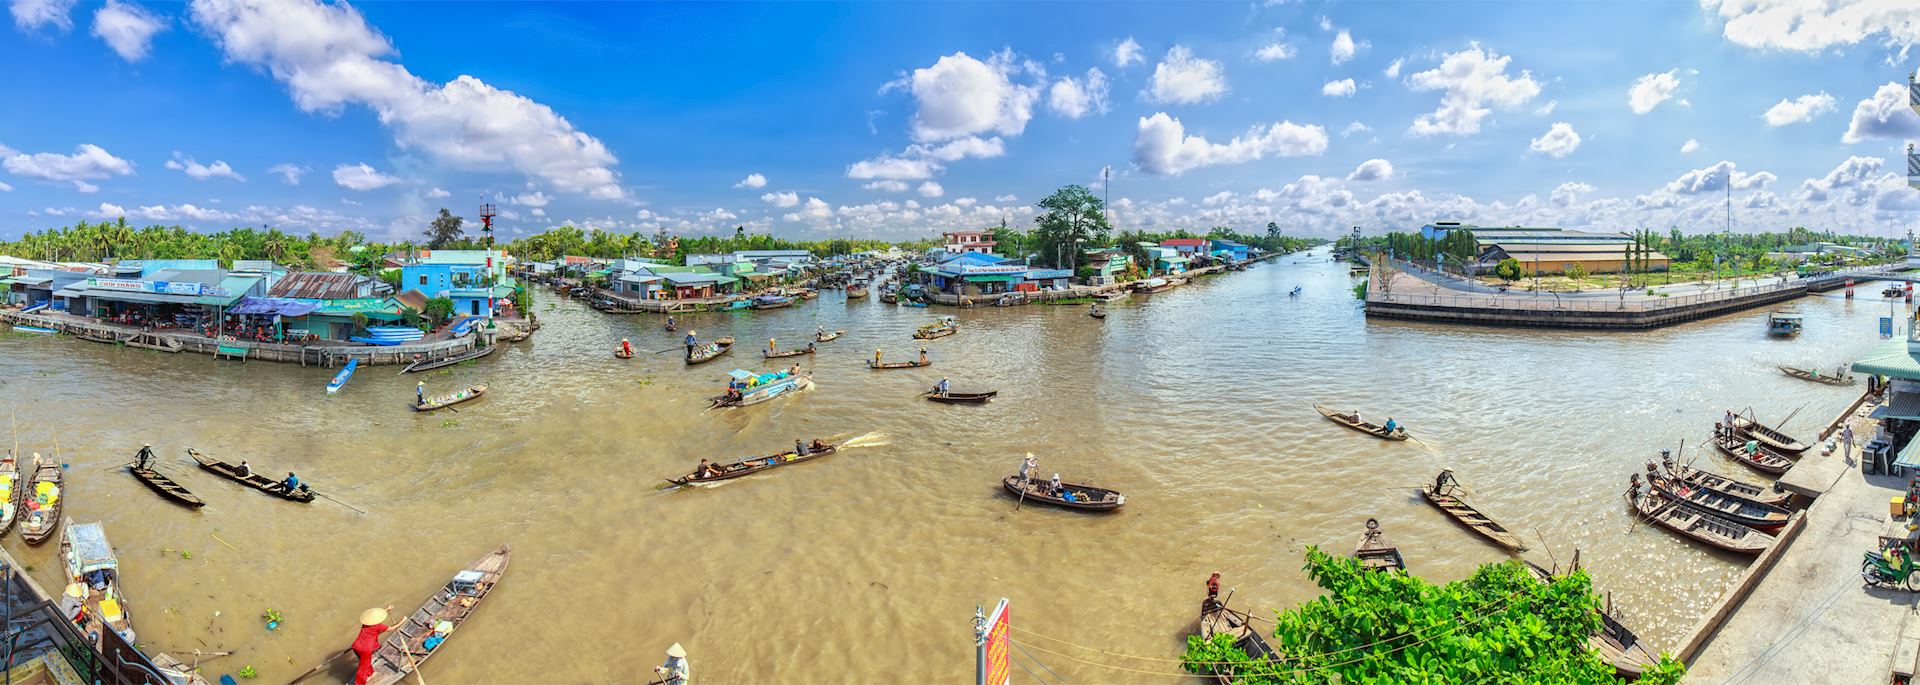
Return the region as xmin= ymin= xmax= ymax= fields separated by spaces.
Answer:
xmin=268 ymin=272 xmax=366 ymax=299
xmin=1854 ymin=338 xmax=1920 ymax=380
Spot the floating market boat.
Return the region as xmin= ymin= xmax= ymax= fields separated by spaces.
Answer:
xmin=708 ymin=369 xmax=813 ymax=409
xmin=0 ymin=454 xmax=19 ymax=535
xmin=61 ymin=521 xmax=133 ymax=649
xmin=1421 ymin=478 xmax=1527 ymax=552
xmin=1712 ymin=431 xmax=1794 ymax=475
xmin=1730 ymin=415 xmax=1809 ymax=453
xmin=1195 ymin=598 xmax=1281 ymax=684
xmin=1002 ymin=474 xmax=1124 ymax=511
xmin=665 ymin=440 xmax=839 ymax=486
xmin=1777 ymin=365 xmax=1855 ymax=386
xmin=1314 ymin=404 xmax=1408 ymax=441
xmin=187 ymin=448 xmax=315 ymax=503
xmin=364 ymin=545 xmax=511 ymax=685
xmin=413 ymin=384 xmax=487 ymax=412
xmin=815 ymin=329 xmax=844 ymax=342
xmin=20 ymin=462 xmax=62 ymax=545
xmin=1353 ymin=518 xmax=1405 ymax=572
xmin=686 ymin=336 xmax=736 ymax=365
xmin=127 ymin=457 xmax=205 ymax=509
xmin=1627 ymin=477 xmax=1774 ymax=554
xmin=924 ymin=390 xmax=996 ymax=405
xmin=401 ymin=345 xmax=495 ymax=373
xmin=1642 ymin=471 xmax=1790 ymax=530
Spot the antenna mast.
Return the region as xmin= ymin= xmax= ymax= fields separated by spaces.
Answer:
xmin=479 ymin=200 xmax=497 ymax=249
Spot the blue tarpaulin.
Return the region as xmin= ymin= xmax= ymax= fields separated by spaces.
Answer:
xmin=227 ymin=297 xmax=318 ymax=317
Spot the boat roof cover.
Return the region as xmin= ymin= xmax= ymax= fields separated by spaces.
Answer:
xmin=727 ymin=369 xmax=755 ymax=379
xmin=65 ymin=523 xmax=117 ymax=573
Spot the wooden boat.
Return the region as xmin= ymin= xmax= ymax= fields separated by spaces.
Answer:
xmin=0 ymin=454 xmax=19 ymax=536
xmin=1521 ymin=562 xmax=1661 ymax=679
xmin=21 ymin=462 xmax=63 ymax=545
xmin=1627 ymin=480 xmax=1774 ymax=554
xmin=1661 ymin=460 xmax=1789 ymax=507
xmin=327 ymin=357 xmax=359 ymax=394
xmin=664 ymin=321 xmax=677 ymax=332
xmin=764 ymin=345 xmax=814 ymax=359
xmin=1712 ymin=430 xmax=1794 ymax=475
xmin=869 ymin=358 xmax=930 ymax=369
xmin=614 ymin=348 xmax=633 ymax=359
xmin=924 ymin=390 xmax=996 ymax=404
xmin=128 ymin=458 xmax=206 ymax=508
xmin=880 ymin=292 xmax=898 ymax=304
xmin=1643 ymin=472 xmax=1790 ymax=530
xmin=1421 ymin=481 xmax=1527 ymax=552
xmin=1314 ymin=404 xmax=1408 ymax=441
xmin=364 ymin=545 xmax=511 ymax=685
xmin=61 ymin=521 xmax=133 ymax=649
xmin=749 ymin=295 xmax=794 ymax=310
xmin=815 ymin=329 xmax=843 ymax=342
xmin=11 ymin=325 xmax=56 ymax=334
xmin=1095 ymin=290 xmax=1129 ymax=303
xmin=1766 ymin=311 xmax=1802 ymax=336
xmin=1353 ymin=518 xmax=1406 ymax=572
xmin=686 ymin=336 xmax=735 ymax=365
xmin=1089 ymin=305 xmax=1106 ymax=319
xmin=1777 ymin=365 xmax=1855 ymax=386
xmin=913 ymin=318 xmax=958 ymax=340
xmin=186 ymin=449 xmax=315 ymax=502
xmin=401 ymin=345 xmax=496 ymax=374
xmin=847 ymin=285 xmax=868 ymax=299
xmin=667 ymin=441 xmax=839 ymax=486
xmin=1196 ymin=599 xmax=1281 ymax=684
xmin=708 ymin=370 xmax=813 ymax=409
xmin=413 ymin=384 xmax=487 ymax=412
xmin=1728 ymin=414 xmax=1810 ymax=453
xmin=1001 ymin=475 xmax=1124 ymax=511
xmin=75 ymin=332 xmax=123 ymax=344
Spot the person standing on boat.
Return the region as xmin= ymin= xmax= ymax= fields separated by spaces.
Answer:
xmin=933 ymin=378 xmax=950 ymax=397
xmin=685 ymin=331 xmax=698 ymax=360
xmin=134 ymin=443 xmax=155 ymax=470
xmin=655 ymin=643 xmax=690 ymax=684
xmin=621 ymin=338 xmax=632 ymax=357
xmin=1433 ymin=469 xmax=1454 ymax=495
xmin=416 ymin=381 xmax=427 ymax=407
xmin=1019 ymin=454 xmax=1037 ymax=483
xmin=795 ymin=439 xmax=810 ymax=457
xmin=351 ymin=605 xmax=396 ymax=685
xmin=768 ymin=337 xmax=777 ymax=354
xmin=1204 ymin=572 xmax=1222 ymax=610
xmin=918 ymin=348 xmax=929 ymax=365
xmin=874 ymin=348 xmax=883 ymax=365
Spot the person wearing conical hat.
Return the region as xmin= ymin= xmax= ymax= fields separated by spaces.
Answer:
xmin=57 ymin=583 xmax=85 ymax=625
xmin=416 ymin=381 xmax=427 ymax=407
xmin=621 ymin=338 xmax=632 ymax=357
xmin=654 ymin=643 xmax=690 ymax=684
xmin=134 ymin=443 xmax=155 ymax=471
xmin=352 ymin=604 xmax=396 ymax=685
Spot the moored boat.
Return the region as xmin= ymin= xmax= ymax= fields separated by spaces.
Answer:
xmin=20 ymin=461 xmax=62 ymax=544
xmin=1089 ymin=304 xmax=1105 ymax=319
xmin=749 ymin=295 xmax=795 ymax=310
xmin=913 ymin=317 xmax=958 ymax=340
xmin=412 ymin=384 xmax=487 ymax=412
xmin=1642 ymin=471 xmax=1790 ymax=529
xmin=1521 ymin=561 xmax=1661 ymax=679
xmin=327 ymin=357 xmax=359 ymax=394
xmin=128 ymin=456 xmax=205 ymax=508
xmin=61 ymin=521 xmax=134 ymax=648
xmin=186 ymin=448 xmax=315 ymax=502
xmin=1777 ymin=365 xmax=1855 ymax=386
xmin=1314 ymin=404 xmax=1408 ymax=441
xmin=1658 ymin=456 xmax=1789 ymax=507
xmin=0 ymin=453 xmax=18 ymax=536
xmin=1711 ymin=430 xmax=1794 ymax=475
xmin=364 ymin=545 xmax=511 ymax=685
xmin=1729 ymin=415 xmax=1809 ymax=453
xmin=665 ymin=440 xmax=839 ymax=486
xmin=1195 ymin=596 xmax=1281 ymax=684
xmin=1626 ymin=476 xmax=1774 ymax=554
xmin=847 ymin=285 xmax=868 ymax=299
xmin=401 ymin=345 xmax=496 ymax=373
xmin=1002 ymin=474 xmax=1124 ymax=511
xmin=1354 ymin=517 xmax=1406 ymax=572
xmin=1421 ymin=474 xmax=1527 ymax=552
xmin=1766 ymin=310 xmax=1802 ymax=336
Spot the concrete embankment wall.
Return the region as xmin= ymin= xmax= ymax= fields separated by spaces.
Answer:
xmin=1364 ymin=285 xmax=1808 ymax=330
xmin=0 ymin=309 xmax=490 ymax=366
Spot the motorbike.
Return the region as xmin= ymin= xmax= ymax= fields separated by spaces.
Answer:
xmin=1863 ymin=543 xmax=1916 ymax=591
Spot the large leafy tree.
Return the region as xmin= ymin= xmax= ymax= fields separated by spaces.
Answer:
xmin=1033 ymin=184 xmax=1111 ymax=270
xmin=425 ymin=208 xmax=466 ymax=249
xmin=1185 ymin=548 xmax=1684 ymax=684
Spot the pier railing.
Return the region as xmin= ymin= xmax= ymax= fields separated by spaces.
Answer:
xmin=1367 ymin=280 xmax=1805 ymax=312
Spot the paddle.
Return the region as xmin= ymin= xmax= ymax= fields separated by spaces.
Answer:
xmin=310 ymin=490 xmax=368 ymax=514
xmin=405 ymin=648 xmax=428 ymax=685
xmin=287 ymin=648 xmax=351 ymax=684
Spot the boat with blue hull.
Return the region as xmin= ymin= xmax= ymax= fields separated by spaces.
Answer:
xmin=709 ymin=368 xmax=813 ymax=409
xmin=326 ymin=357 xmax=359 ymax=395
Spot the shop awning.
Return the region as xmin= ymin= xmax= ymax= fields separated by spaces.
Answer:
xmin=85 ymin=290 xmax=202 ymax=305
xmin=1896 ymin=436 xmax=1920 ymax=470
xmin=965 ymin=275 xmax=1019 ymax=282
xmin=227 ymin=297 xmax=319 ymax=317
xmin=1852 ymin=338 xmax=1920 ymax=381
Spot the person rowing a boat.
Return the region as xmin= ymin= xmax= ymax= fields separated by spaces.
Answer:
xmin=932 ymin=377 xmax=950 ymax=397
xmin=1019 ymin=454 xmax=1038 ymax=484
xmin=695 ymin=459 xmax=721 ymax=479
xmin=621 ymin=338 xmax=632 ymax=357
xmin=1204 ymin=572 xmax=1222 ymax=611
xmin=283 ymin=472 xmax=300 ymax=492
xmin=768 ymin=337 xmax=777 ymax=354
xmin=134 ymin=443 xmax=155 ymax=470
xmin=666 ymin=315 xmax=677 ymax=330
xmin=416 ymin=381 xmax=427 ymax=407
xmin=1433 ymin=468 xmax=1455 ymax=495
xmin=795 ymin=439 xmax=810 ymax=457
xmin=1049 ymin=473 xmax=1062 ymax=496
xmin=351 ymin=605 xmax=397 ymax=685
xmin=685 ymin=331 xmax=698 ymax=360
xmin=1383 ymin=417 xmax=1399 ymax=434
xmin=654 ymin=643 xmax=690 ymax=684
xmin=874 ymin=348 xmax=883 ymax=365
xmin=918 ymin=347 xmax=929 ymax=365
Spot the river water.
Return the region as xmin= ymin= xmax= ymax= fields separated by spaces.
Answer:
xmin=0 ymin=250 xmax=1891 ymax=683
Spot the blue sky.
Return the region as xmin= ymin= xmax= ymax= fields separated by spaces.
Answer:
xmin=2 ymin=0 xmax=1917 ymax=242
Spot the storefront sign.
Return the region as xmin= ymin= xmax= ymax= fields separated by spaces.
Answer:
xmin=89 ymin=277 xmax=147 ymax=292
xmin=86 ymin=278 xmax=217 ymax=296
xmin=316 ymin=297 xmax=396 ymax=313
xmin=959 ymin=265 xmax=1028 ymax=275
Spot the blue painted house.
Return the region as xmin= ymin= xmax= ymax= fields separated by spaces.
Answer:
xmin=400 ymin=250 xmax=508 ymax=317
xmin=1210 ymin=239 xmax=1250 ymax=262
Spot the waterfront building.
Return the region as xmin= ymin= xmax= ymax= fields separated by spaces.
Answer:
xmin=1421 ymin=224 xmax=1670 ymax=275
xmin=920 ymin=253 xmax=1073 ymax=296
xmin=1210 ymin=239 xmax=1251 ymax=262
xmin=1853 ymin=323 xmax=1920 ymax=469
xmin=686 ymin=250 xmax=816 ymax=267
xmin=1141 ymin=244 xmax=1189 ymax=275
xmin=400 ymin=250 xmax=511 ymax=317
xmin=1160 ymin=238 xmax=1208 ymax=256
xmin=941 ymin=230 xmax=997 ymax=255
xmin=1083 ymin=249 xmax=1133 ymax=285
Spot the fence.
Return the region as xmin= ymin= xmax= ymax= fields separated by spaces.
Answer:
xmin=1367 ymin=279 xmax=1806 ymax=313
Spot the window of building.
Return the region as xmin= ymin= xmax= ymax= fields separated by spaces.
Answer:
xmin=418 ymin=275 xmax=427 ymax=286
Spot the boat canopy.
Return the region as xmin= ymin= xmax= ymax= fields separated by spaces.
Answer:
xmin=64 ymin=523 xmax=117 ymax=575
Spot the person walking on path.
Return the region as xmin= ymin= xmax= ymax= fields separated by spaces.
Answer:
xmin=1842 ymin=424 xmax=1857 ymax=462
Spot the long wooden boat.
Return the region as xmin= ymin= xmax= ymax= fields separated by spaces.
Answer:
xmin=401 ymin=345 xmax=496 ymax=374
xmin=128 ymin=460 xmax=206 ymax=508
xmin=666 ymin=442 xmax=839 ymax=486
xmin=75 ymin=332 xmax=123 ymax=344
xmin=1521 ymin=562 xmax=1660 ymax=679
xmin=1353 ymin=518 xmax=1406 ymax=572
xmin=847 ymin=285 xmax=868 ymax=299
xmin=869 ymin=359 xmax=931 ymax=369
xmin=1195 ymin=599 xmax=1281 ymax=684
xmin=327 ymin=357 xmax=359 ymax=394
xmin=816 ymin=329 xmax=844 ymax=342
xmin=764 ymin=345 xmax=814 ymax=359
xmin=1627 ymin=483 xmax=1774 ymax=554
xmin=21 ymin=462 xmax=63 ymax=545
xmin=925 ymin=390 xmax=996 ymax=404
xmin=912 ymin=325 xmax=956 ymax=340
xmin=365 ymin=545 xmax=511 ymax=685
xmin=1643 ymin=472 xmax=1790 ymax=530
xmin=61 ymin=521 xmax=133 ymax=649
xmin=186 ymin=448 xmax=315 ymax=502
xmin=1002 ymin=475 xmax=1124 ymax=511
xmin=1661 ymin=460 xmax=1789 ymax=507
xmin=686 ymin=336 xmax=735 ymax=365
xmin=1421 ymin=483 xmax=1527 ymax=552
xmin=413 ymin=384 xmax=487 ymax=412
xmin=1313 ymin=404 xmax=1407 ymax=441
xmin=0 ymin=455 xmax=18 ymax=536
xmin=1711 ymin=431 xmax=1793 ymax=475
xmin=1729 ymin=415 xmax=1809 ymax=453
xmin=708 ymin=371 xmax=813 ymax=409
xmin=1777 ymin=365 xmax=1855 ymax=386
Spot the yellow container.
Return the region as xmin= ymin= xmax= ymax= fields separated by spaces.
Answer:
xmin=1894 ymin=495 xmax=1908 ymax=518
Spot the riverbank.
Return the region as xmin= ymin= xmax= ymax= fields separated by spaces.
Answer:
xmin=0 ymin=307 xmax=534 ymax=366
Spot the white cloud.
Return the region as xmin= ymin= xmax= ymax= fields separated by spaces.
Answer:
xmin=863 ymin=180 xmax=910 ymax=192
xmin=165 ymin=152 xmax=244 ymax=181
xmin=1664 ymin=160 xmax=1775 ymax=194
xmin=331 ymin=162 xmax=398 ymax=191
xmin=189 ymin=0 xmax=625 ymax=199
xmin=1341 ymin=121 xmax=1372 ymax=137
xmin=1406 ymin=45 xmax=1541 ymax=136
xmin=1700 ymin=0 xmax=1920 ymax=52
xmin=0 ymin=182 xmax=11 ymax=192
xmin=510 ymin=191 xmax=550 ymax=207
xmin=1254 ymin=43 xmax=1295 ymax=61
xmin=846 ymin=155 xmax=940 ymax=181
xmin=917 ymin=181 xmax=945 ymax=198
xmin=953 ymin=197 xmax=977 ymax=208
xmin=10 ymin=0 xmax=73 ymax=31
xmin=761 ymin=190 xmax=799 ymax=207
xmin=1113 ymin=36 xmax=1144 ymax=68
xmin=782 ymin=197 xmax=833 ymax=222
xmin=1330 ymin=29 xmax=1362 ymax=64
xmin=1680 ymin=138 xmax=1699 ymax=154
xmin=1528 ymin=122 xmax=1582 ymax=158
xmin=91 ymin=0 xmax=166 ymax=61
xmin=1761 ymin=91 xmax=1836 ymax=126
xmin=92 ymin=202 xmax=128 ymax=218
xmin=733 ymin=172 xmax=767 ymax=189
xmin=1347 ymin=158 xmax=1394 ymax=181
xmin=339 ymin=198 xmax=361 ymax=207
xmin=1798 ymin=155 xmax=1881 ymax=202
xmin=1534 ymin=100 xmax=1558 ymax=116
xmin=901 ymin=50 xmax=1038 ymax=142
xmin=1145 ymin=45 xmax=1228 ymax=105
xmin=1628 ymin=70 xmax=1681 ymax=114
xmin=1202 ymin=191 xmax=1234 ymax=206
xmin=907 ymin=136 xmax=1006 ymax=162
xmin=530 ymin=208 xmax=545 ymax=217
xmin=1384 ymin=58 xmax=1403 ymax=79
xmin=2 ymin=143 xmax=134 ymax=191
xmin=1321 ymin=78 xmax=1356 ymax=97
xmin=1132 ymin=112 xmax=1328 ymax=175
xmin=1844 ymin=82 xmax=1920 ymax=144
xmin=266 ymin=163 xmax=306 ymax=185
xmin=425 ymin=187 xmax=450 ymax=198
xmin=994 ymin=194 xmax=1017 ymax=202
xmin=1550 ymin=181 xmax=1595 ymax=207
xmin=1047 ymin=68 xmax=1110 ymax=118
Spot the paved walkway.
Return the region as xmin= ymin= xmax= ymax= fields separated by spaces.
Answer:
xmin=1687 ymin=400 xmax=1920 ymax=684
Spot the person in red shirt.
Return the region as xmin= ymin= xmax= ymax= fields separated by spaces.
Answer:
xmin=1204 ymin=572 xmax=1222 ymax=612
xmin=353 ymin=604 xmax=396 ymax=685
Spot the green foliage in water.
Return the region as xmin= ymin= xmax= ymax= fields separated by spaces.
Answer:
xmin=1352 ymin=279 xmax=1368 ymax=300
xmin=1181 ymin=548 xmax=1684 ymax=684
xmin=237 ymin=665 xmax=258 ymax=679
xmin=439 ymin=420 xmax=459 ymax=429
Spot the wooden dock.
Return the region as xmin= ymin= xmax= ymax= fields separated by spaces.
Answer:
xmin=0 ymin=309 xmax=516 ymax=367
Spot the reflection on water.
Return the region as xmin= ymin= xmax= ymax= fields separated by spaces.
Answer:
xmin=0 ymin=250 xmax=1889 ymax=682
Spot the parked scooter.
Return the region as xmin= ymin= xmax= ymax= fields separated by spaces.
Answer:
xmin=1863 ymin=544 xmax=1916 ymax=591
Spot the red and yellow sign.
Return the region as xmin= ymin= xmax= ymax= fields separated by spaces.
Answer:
xmin=983 ymin=599 xmax=1011 ymax=685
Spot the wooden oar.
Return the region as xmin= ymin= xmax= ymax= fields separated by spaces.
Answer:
xmin=310 ymin=490 xmax=368 ymax=514
xmin=1775 ymin=401 xmax=1811 ymax=431
xmin=405 ymin=648 xmax=428 ymax=685
xmin=287 ymin=648 xmax=352 ymax=684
